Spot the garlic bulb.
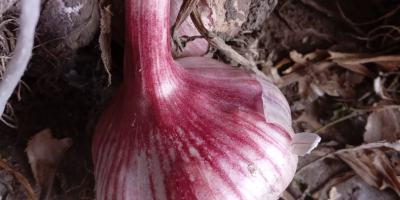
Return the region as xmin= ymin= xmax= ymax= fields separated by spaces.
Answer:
xmin=92 ymin=0 xmax=320 ymax=199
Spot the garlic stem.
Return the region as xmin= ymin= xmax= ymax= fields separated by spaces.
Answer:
xmin=125 ymin=0 xmax=173 ymax=77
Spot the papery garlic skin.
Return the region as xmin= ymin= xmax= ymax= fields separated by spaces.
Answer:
xmin=92 ymin=0 xmax=317 ymax=199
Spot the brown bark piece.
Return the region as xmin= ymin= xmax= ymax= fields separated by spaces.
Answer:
xmin=99 ymin=3 xmax=112 ymax=85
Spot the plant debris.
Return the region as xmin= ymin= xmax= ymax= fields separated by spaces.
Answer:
xmin=0 ymin=154 xmax=36 ymax=200
xmin=26 ymin=128 xmax=72 ymax=200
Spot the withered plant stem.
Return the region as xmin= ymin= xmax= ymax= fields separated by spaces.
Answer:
xmin=0 ymin=0 xmax=40 ymax=116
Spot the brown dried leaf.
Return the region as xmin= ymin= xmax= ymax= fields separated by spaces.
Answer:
xmin=334 ymin=55 xmax=400 ymax=65
xmin=99 ymin=3 xmax=113 ymax=85
xmin=26 ymin=128 xmax=72 ymax=199
xmin=375 ymin=61 xmax=400 ymax=71
xmin=315 ymin=74 xmax=342 ymax=97
xmin=335 ymin=63 xmax=375 ymax=78
xmin=328 ymin=175 xmax=398 ymax=200
xmin=287 ymin=141 xmax=400 ymax=199
xmin=364 ymin=109 xmax=400 ymax=143
xmin=338 ymin=140 xmax=400 ymax=151
xmin=343 ymin=70 xmax=364 ymax=86
xmin=277 ymin=61 xmax=335 ymax=88
xmin=0 ymin=154 xmax=37 ymax=200
xmin=313 ymin=171 xmax=356 ymax=199
xmin=283 ymin=50 xmax=399 ymax=86
xmin=327 ymin=51 xmax=368 ymax=60
xmin=336 ymin=144 xmax=400 ymax=196
xmin=287 ymin=143 xmax=350 ymax=198
xmin=313 ymin=73 xmax=355 ymax=99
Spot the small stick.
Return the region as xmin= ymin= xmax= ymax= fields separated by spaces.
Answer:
xmin=190 ymin=7 xmax=263 ymax=76
xmin=170 ymin=0 xmax=200 ymax=55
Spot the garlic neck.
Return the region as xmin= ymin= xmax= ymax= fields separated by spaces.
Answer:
xmin=124 ymin=0 xmax=175 ymax=89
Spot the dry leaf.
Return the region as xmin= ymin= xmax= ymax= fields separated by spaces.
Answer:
xmin=288 ymin=143 xmax=350 ymax=198
xmin=313 ymin=171 xmax=356 ymax=199
xmin=328 ymin=175 xmax=398 ymax=200
xmin=99 ymin=3 xmax=113 ymax=86
xmin=336 ymin=143 xmax=400 ymax=197
xmin=364 ymin=109 xmax=400 ymax=143
xmin=343 ymin=70 xmax=364 ymax=86
xmin=277 ymin=61 xmax=335 ymax=88
xmin=280 ymin=49 xmax=400 ymax=90
xmin=297 ymin=142 xmax=337 ymax=169
xmin=287 ymin=141 xmax=400 ymax=199
xmin=375 ymin=61 xmax=400 ymax=71
xmin=0 ymin=154 xmax=37 ymax=200
xmin=314 ymin=74 xmax=341 ymax=97
xmin=335 ymin=55 xmax=400 ymax=65
xmin=339 ymin=140 xmax=400 ymax=151
xmin=334 ymin=63 xmax=375 ymax=78
xmin=311 ymin=73 xmax=355 ymax=99
xmin=327 ymin=51 xmax=368 ymax=60
xmin=25 ymin=128 xmax=72 ymax=199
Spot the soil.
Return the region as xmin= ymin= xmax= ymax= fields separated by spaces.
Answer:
xmin=1 ymin=0 xmax=399 ymax=199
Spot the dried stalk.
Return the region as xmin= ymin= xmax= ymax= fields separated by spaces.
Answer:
xmin=0 ymin=0 xmax=40 ymax=116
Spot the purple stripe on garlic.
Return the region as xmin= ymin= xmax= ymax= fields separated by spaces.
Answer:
xmin=92 ymin=0 xmax=320 ymax=199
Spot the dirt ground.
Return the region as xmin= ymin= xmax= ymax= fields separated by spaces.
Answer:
xmin=1 ymin=0 xmax=400 ymax=199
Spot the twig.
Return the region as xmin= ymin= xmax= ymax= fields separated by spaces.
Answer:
xmin=314 ymin=111 xmax=363 ymax=134
xmin=0 ymin=0 xmax=41 ymax=116
xmin=336 ymin=54 xmax=400 ymax=65
xmin=356 ymin=105 xmax=400 ymax=112
xmin=338 ymin=3 xmax=400 ymax=26
xmin=0 ymin=102 xmax=17 ymax=128
xmin=315 ymin=105 xmax=400 ymax=134
xmin=190 ymin=7 xmax=263 ymax=76
xmin=33 ymin=36 xmax=67 ymax=49
xmin=170 ymin=0 xmax=200 ymax=55
xmin=0 ymin=116 xmax=17 ymax=128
